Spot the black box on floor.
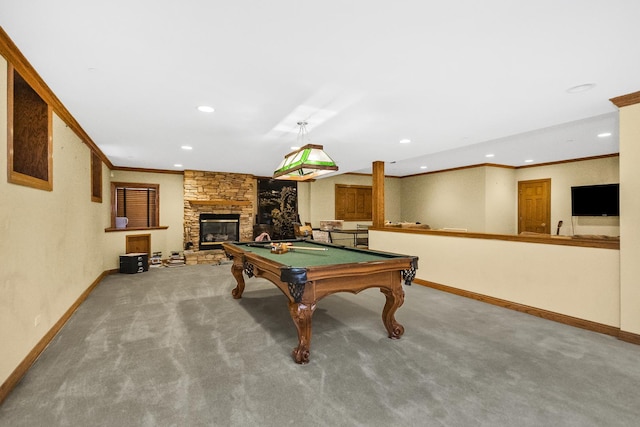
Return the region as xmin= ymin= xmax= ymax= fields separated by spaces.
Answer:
xmin=119 ymin=253 xmax=149 ymax=274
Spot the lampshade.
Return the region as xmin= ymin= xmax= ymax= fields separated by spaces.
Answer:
xmin=273 ymin=143 xmax=339 ymax=181
xmin=273 ymin=121 xmax=338 ymax=180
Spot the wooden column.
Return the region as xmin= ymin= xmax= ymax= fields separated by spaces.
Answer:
xmin=372 ymin=161 xmax=385 ymax=228
xmin=611 ymin=90 xmax=640 ymax=344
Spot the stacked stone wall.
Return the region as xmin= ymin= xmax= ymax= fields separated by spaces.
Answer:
xmin=183 ymin=170 xmax=256 ymax=252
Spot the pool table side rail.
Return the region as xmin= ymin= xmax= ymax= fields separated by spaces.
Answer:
xmin=231 ymin=238 xmax=412 ymax=257
xmin=223 ymin=241 xmax=418 ymax=298
xmin=227 ymin=239 xmax=418 ymax=264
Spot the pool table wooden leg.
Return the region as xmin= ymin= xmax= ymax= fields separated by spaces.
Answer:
xmin=230 ymin=260 xmax=246 ymax=299
xmin=288 ymin=301 xmax=316 ymax=364
xmin=380 ymin=284 xmax=405 ymax=339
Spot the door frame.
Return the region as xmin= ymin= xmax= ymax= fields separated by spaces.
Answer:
xmin=517 ymin=178 xmax=551 ymax=234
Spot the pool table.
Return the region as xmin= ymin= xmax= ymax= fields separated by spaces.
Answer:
xmin=222 ymin=239 xmax=418 ymax=364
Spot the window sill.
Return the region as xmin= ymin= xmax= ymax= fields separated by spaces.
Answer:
xmin=105 ymin=226 xmax=169 ymax=232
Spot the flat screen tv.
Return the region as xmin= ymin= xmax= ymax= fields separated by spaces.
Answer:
xmin=571 ymin=184 xmax=619 ymax=216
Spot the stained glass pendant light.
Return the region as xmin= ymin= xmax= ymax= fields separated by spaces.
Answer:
xmin=273 ymin=121 xmax=338 ymax=181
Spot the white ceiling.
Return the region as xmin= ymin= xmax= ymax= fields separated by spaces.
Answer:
xmin=1 ymin=1 xmax=637 ymax=177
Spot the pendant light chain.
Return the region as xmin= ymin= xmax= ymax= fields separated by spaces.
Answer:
xmin=297 ymin=121 xmax=309 ymax=146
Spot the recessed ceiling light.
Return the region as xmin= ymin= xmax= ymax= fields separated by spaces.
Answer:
xmin=399 ymin=139 xmax=411 ymax=144
xmin=524 ymin=159 xmax=534 ymax=163
xmin=598 ymin=132 xmax=612 ymax=138
xmin=174 ymin=164 xmax=183 ymax=168
xmin=181 ymin=145 xmax=193 ymax=150
xmin=566 ymin=83 xmax=596 ymax=94
xmin=197 ymin=105 xmax=215 ymax=113
xmin=420 ymin=166 xmax=428 ymax=169
xmin=485 ymin=154 xmax=495 ymax=158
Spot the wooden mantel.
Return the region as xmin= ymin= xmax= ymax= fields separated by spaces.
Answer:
xmin=186 ymin=199 xmax=252 ymax=206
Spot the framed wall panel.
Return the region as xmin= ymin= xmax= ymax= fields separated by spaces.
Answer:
xmin=7 ymin=64 xmax=53 ymax=191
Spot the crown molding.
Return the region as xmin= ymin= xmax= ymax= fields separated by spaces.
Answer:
xmin=610 ymin=91 xmax=640 ymax=108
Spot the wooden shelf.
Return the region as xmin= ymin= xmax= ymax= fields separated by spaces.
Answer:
xmin=186 ymin=199 xmax=252 ymax=206
xmin=105 ymin=226 xmax=169 ymax=232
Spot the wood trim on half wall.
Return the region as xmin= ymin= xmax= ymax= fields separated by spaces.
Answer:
xmin=412 ymin=278 xmax=636 ymax=342
xmin=618 ymin=330 xmax=640 ymax=345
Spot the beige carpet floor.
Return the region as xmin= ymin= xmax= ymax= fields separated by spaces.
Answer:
xmin=1 ymin=264 xmax=638 ymax=426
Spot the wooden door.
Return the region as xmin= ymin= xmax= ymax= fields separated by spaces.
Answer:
xmin=518 ymin=179 xmax=551 ymax=234
xmin=335 ymin=185 xmax=372 ymax=221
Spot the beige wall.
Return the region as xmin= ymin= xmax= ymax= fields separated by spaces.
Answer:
xmin=103 ymin=170 xmax=184 ymax=268
xmin=0 ymin=54 xmax=185 ymax=387
xmin=0 ymin=56 xmax=110 ymax=385
xmin=370 ymin=230 xmax=620 ymax=327
xmin=619 ymin=102 xmax=640 ymax=335
xmin=484 ymin=166 xmax=517 ymax=234
xmin=399 ymin=157 xmax=619 ymax=235
xmin=298 ymin=173 xmax=402 ymax=228
xmin=400 ymin=167 xmax=488 ymax=231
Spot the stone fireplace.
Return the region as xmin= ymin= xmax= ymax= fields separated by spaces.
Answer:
xmin=183 ymin=170 xmax=255 ymax=253
xmin=199 ymin=213 xmax=240 ymax=249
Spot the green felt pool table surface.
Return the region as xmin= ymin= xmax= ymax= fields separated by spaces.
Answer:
xmin=233 ymin=240 xmax=402 ymax=267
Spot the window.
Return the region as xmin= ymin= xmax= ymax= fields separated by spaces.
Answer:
xmin=111 ymin=182 xmax=159 ymax=228
xmin=7 ymin=64 xmax=53 ymax=191
xmin=91 ymin=151 xmax=102 ymax=202
xmin=335 ymin=184 xmax=372 ymax=221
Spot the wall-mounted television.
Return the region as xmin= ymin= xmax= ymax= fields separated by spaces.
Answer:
xmin=571 ymin=184 xmax=619 ymax=217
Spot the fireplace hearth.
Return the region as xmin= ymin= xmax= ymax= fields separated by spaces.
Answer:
xmin=199 ymin=213 xmax=240 ymax=249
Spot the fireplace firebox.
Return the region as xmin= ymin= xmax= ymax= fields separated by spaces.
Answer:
xmin=199 ymin=213 xmax=240 ymax=249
